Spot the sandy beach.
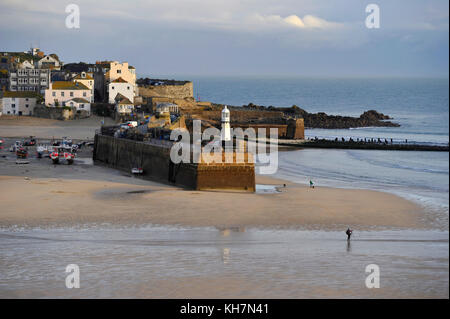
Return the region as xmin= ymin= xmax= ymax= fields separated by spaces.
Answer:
xmin=0 ymin=155 xmax=425 ymax=230
xmin=0 ymin=174 xmax=425 ymax=230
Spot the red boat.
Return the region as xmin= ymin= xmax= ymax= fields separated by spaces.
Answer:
xmin=50 ymin=147 xmax=75 ymax=165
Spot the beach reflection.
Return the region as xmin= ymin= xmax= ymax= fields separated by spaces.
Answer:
xmin=222 ymin=248 xmax=231 ymax=264
xmin=0 ymin=226 xmax=447 ymax=298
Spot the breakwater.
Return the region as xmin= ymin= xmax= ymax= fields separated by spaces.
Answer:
xmin=279 ymin=139 xmax=449 ymax=151
xmin=93 ymin=134 xmax=256 ymax=191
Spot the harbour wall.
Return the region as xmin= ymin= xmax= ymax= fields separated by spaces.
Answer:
xmin=93 ymin=134 xmax=255 ymax=191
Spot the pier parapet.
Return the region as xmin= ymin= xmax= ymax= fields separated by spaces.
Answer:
xmin=93 ymin=134 xmax=255 ymax=191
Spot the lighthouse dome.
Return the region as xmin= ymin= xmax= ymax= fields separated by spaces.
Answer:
xmin=222 ymin=105 xmax=230 ymax=114
xmin=221 ymin=105 xmax=230 ymax=122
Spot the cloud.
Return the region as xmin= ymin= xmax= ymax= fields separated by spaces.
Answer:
xmin=300 ymin=15 xmax=342 ymax=29
xmin=245 ymin=13 xmax=344 ymax=33
xmin=284 ymin=14 xmax=343 ymax=29
xmin=0 ymin=0 xmax=343 ymax=32
xmin=284 ymin=15 xmax=306 ymax=28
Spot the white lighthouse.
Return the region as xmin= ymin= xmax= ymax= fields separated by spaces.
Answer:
xmin=221 ymin=105 xmax=231 ymax=142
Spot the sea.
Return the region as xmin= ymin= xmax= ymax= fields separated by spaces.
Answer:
xmin=1 ymin=77 xmax=448 ymax=298
xmin=188 ymin=76 xmax=449 ymax=218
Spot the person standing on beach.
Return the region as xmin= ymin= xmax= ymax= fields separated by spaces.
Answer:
xmin=309 ymin=180 xmax=314 ymax=189
xmin=346 ymin=228 xmax=353 ymax=241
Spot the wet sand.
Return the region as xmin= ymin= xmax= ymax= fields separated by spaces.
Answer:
xmin=0 ymin=226 xmax=447 ymax=298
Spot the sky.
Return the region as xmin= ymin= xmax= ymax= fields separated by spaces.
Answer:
xmin=0 ymin=0 xmax=448 ymax=77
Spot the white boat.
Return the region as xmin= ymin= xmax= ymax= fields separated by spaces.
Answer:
xmin=36 ymin=145 xmax=51 ymax=158
xmin=9 ymin=141 xmax=22 ymax=152
xmin=131 ymin=168 xmax=143 ymax=174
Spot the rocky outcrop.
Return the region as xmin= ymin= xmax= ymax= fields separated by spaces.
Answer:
xmin=240 ymin=104 xmax=400 ymax=129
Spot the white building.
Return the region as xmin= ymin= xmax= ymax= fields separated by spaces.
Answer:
xmin=36 ymin=55 xmax=61 ymax=70
xmin=45 ymin=81 xmax=92 ymax=107
xmin=9 ymin=68 xmax=50 ymax=94
xmin=156 ymin=102 xmax=179 ymax=114
xmin=108 ymin=77 xmax=135 ymax=104
xmin=1 ymin=91 xmax=37 ymax=116
xmin=115 ymin=94 xmax=134 ymax=114
xmin=65 ymin=98 xmax=91 ymax=114
xmin=72 ymin=72 xmax=94 ymax=100
xmin=18 ymin=60 xmax=35 ymax=69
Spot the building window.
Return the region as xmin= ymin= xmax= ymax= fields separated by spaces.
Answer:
xmin=83 ymin=92 xmax=86 ymax=97
xmin=111 ymin=86 xmax=114 ymax=90
xmin=61 ymin=92 xmax=64 ymax=97
xmin=127 ymin=86 xmax=130 ymax=90
xmin=117 ymin=70 xmax=121 ymax=73
xmin=26 ymin=104 xmax=29 ymax=108
xmin=70 ymin=91 xmax=74 ymax=97
xmin=52 ymin=92 xmax=56 ymax=96
xmin=12 ymin=104 xmax=16 ymax=108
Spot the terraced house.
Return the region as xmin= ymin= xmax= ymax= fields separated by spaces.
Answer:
xmin=1 ymin=91 xmax=38 ymax=116
xmin=44 ymin=81 xmax=92 ymax=107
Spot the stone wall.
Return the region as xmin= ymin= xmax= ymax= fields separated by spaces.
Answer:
xmin=233 ymin=124 xmax=288 ymax=139
xmin=33 ymin=105 xmax=90 ymax=120
xmin=189 ymin=110 xmax=285 ymax=123
xmin=138 ymin=82 xmax=194 ymax=99
xmin=94 ymin=134 xmax=255 ymax=191
xmin=196 ymin=152 xmax=255 ymax=191
xmin=286 ymin=118 xmax=304 ymax=139
xmin=184 ymin=110 xmax=304 ymax=140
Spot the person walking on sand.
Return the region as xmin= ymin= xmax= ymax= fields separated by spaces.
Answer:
xmin=346 ymin=228 xmax=353 ymax=241
xmin=309 ymin=179 xmax=314 ymax=189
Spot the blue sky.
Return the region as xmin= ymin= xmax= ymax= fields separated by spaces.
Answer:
xmin=0 ymin=0 xmax=448 ymax=77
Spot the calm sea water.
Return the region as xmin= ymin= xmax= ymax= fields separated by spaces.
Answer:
xmin=189 ymin=76 xmax=449 ymax=145
xmin=187 ymin=76 xmax=449 ymax=215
